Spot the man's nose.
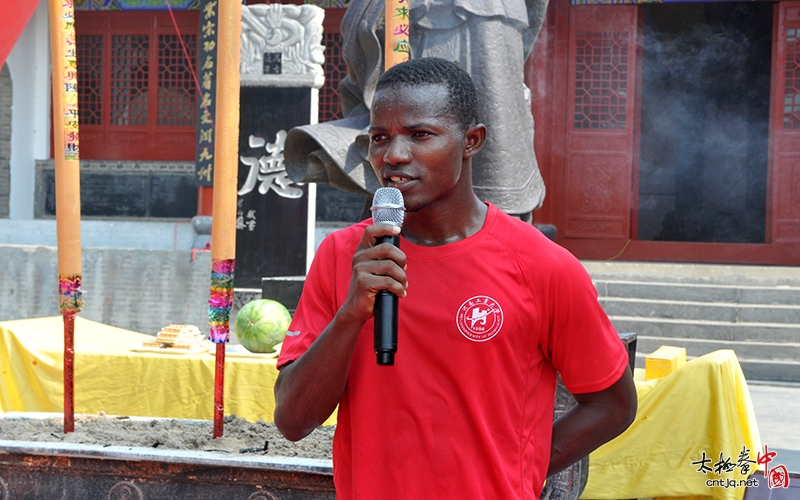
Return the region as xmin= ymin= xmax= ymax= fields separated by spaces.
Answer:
xmin=384 ymin=138 xmax=411 ymax=165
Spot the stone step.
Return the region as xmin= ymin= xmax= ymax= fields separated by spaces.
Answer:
xmin=735 ymin=359 xmax=800 ymax=383
xmin=609 ymin=316 xmax=800 ymax=343
xmin=583 ymin=261 xmax=800 ymax=287
xmin=582 ymin=261 xmax=800 ymax=382
xmin=595 ymin=280 xmax=800 ymax=306
xmin=635 ymin=336 xmax=800 ymax=363
xmin=633 ymin=349 xmax=800 ymax=383
xmin=600 ymin=297 xmax=800 ymax=324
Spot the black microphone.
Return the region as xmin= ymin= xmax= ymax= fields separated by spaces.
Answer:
xmin=370 ymin=187 xmax=405 ymax=366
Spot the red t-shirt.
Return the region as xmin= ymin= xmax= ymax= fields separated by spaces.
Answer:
xmin=278 ymin=203 xmax=628 ymax=499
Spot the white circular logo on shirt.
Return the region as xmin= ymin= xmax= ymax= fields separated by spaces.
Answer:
xmin=456 ymin=296 xmax=504 ymax=342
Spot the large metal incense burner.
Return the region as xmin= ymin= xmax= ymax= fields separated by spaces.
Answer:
xmin=0 ymin=426 xmax=334 ymax=500
xmin=0 ymin=282 xmax=634 ymax=500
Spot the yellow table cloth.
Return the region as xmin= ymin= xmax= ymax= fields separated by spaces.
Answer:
xmin=0 ymin=316 xmax=335 ymax=425
xmin=1 ymin=317 xmax=759 ymax=499
xmin=582 ymin=349 xmax=761 ymax=500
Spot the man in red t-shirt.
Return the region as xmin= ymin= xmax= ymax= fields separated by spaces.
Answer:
xmin=274 ymin=57 xmax=637 ymax=499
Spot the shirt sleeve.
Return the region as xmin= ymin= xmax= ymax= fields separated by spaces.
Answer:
xmin=276 ymin=234 xmax=341 ymax=370
xmin=542 ymin=253 xmax=629 ymax=395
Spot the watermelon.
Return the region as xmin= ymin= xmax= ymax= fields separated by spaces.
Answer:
xmin=234 ymin=299 xmax=292 ymax=353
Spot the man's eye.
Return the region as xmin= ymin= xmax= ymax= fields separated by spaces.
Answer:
xmin=413 ymin=131 xmax=432 ymax=138
xmin=371 ymin=134 xmax=387 ymax=143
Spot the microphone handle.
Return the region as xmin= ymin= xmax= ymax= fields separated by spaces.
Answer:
xmin=374 ymin=234 xmax=400 ymax=365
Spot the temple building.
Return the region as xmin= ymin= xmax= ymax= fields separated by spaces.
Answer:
xmin=2 ymin=0 xmax=799 ymax=266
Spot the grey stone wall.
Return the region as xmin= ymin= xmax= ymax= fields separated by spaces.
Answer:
xmin=0 ymin=64 xmax=11 ymax=218
xmin=31 ymin=160 xmax=366 ymax=223
xmin=0 ymin=245 xmax=212 ymax=336
xmin=34 ymin=159 xmax=197 ymax=219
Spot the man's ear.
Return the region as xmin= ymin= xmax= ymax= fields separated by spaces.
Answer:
xmin=464 ymin=123 xmax=486 ymax=159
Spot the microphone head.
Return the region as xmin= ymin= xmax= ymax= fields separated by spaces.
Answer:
xmin=371 ymin=187 xmax=405 ymax=227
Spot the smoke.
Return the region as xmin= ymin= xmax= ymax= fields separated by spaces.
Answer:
xmin=638 ymin=4 xmax=772 ymax=243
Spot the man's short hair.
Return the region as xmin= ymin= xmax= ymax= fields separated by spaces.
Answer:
xmin=375 ymin=57 xmax=479 ymax=131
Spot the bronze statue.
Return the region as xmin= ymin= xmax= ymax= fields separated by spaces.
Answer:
xmin=285 ymin=0 xmax=549 ymax=218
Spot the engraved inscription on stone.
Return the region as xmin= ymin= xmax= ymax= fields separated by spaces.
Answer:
xmin=263 ymin=52 xmax=282 ymax=75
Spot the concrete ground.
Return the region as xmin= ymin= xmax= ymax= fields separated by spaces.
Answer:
xmin=747 ymin=381 xmax=800 ymax=473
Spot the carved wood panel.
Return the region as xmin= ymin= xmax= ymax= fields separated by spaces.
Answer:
xmin=75 ymin=10 xmax=199 ymax=161
xmin=771 ymin=3 xmax=800 ymax=243
xmin=564 ymin=5 xmax=638 ymax=239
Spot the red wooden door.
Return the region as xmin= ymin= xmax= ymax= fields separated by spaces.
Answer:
xmin=319 ymin=8 xmax=347 ymax=123
xmin=770 ymin=2 xmax=800 ymax=243
xmin=562 ymin=6 xmax=639 ymax=240
xmin=75 ymin=11 xmax=198 ymax=161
